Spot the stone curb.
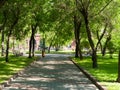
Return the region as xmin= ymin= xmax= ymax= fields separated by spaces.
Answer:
xmin=0 ymin=57 xmax=40 ymax=90
xmin=70 ymin=59 xmax=106 ymax=90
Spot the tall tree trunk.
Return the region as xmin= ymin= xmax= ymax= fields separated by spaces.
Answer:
xmin=74 ymin=15 xmax=79 ymax=58
xmin=1 ymin=30 xmax=4 ymax=56
xmin=12 ymin=38 xmax=15 ymax=54
xmin=42 ymin=37 xmax=45 ymax=57
xmin=29 ymin=23 xmax=37 ymax=58
xmin=32 ymin=37 xmax=35 ymax=57
xmin=5 ymin=19 xmax=18 ymax=62
xmin=83 ymin=12 xmax=97 ymax=68
xmin=74 ymin=15 xmax=83 ymax=59
xmin=102 ymin=35 xmax=111 ymax=56
xmin=29 ymin=36 xmax=32 ymax=58
xmin=116 ymin=49 xmax=120 ymax=82
xmin=92 ymin=49 xmax=97 ymax=68
xmin=1 ymin=11 xmax=7 ymax=56
xmin=5 ymin=6 xmax=19 ymax=62
xmin=100 ymin=42 xmax=103 ymax=55
xmin=5 ymin=30 xmax=12 ymax=62
xmin=77 ymin=27 xmax=83 ymax=60
xmin=48 ymin=40 xmax=53 ymax=53
xmin=75 ymin=43 xmax=79 ymax=57
xmin=6 ymin=36 xmax=10 ymax=62
xmin=32 ymin=24 xmax=37 ymax=57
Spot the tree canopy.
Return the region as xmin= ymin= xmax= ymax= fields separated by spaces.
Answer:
xmin=0 ymin=0 xmax=120 ymax=68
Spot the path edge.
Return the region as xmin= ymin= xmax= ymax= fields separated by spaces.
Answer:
xmin=70 ymin=58 xmax=106 ymax=90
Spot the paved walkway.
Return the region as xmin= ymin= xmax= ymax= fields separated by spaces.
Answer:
xmin=3 ymin=54 xmax=98 ymax=90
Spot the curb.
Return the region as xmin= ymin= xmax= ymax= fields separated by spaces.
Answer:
xmin=0 ymin=57 xmax=40 ymax=90
xmin=70 ymin=59 xmax=106 ymax=90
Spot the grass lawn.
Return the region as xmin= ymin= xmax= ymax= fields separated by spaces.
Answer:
xmin=73 ymin=54 xmax=120 ymax=90
xmin=0 ymin=55 xmax=38 ymax=84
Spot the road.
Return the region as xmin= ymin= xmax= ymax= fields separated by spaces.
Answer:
xmin=2 ymin=54 xmax=98 ymax=90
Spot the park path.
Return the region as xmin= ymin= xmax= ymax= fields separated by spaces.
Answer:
xmin=3 ymin=54 xmax=98 ymax=90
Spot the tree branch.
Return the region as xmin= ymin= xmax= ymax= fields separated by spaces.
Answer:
xmin=94 ymin=0 xmax=113 ymax=17
xmin=95 ymin=23 xmax=108 ymax=50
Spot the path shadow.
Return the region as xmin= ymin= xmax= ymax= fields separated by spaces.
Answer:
xmin=4 ymin=54 xmax=98 ymax=90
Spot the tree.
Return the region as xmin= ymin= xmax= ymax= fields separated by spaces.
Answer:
xmin=3 ymin=1 xmax=20 ymax=62
xmin=41 ymin=0 xmax=74 ymax=52
xmin=20 ymin=0 xmax=45 ymax=58
xmin=0 ymin=0 xmax=28 ymax=62
xmin=74 ymin=14 xmax=83 ymax=59
xmin=0 ymin=10 xmax=7 ymax=56
xmin=75 ymin=0 xmax=113 ymax=68
xmin=29 ymin=22 xmax=38 ymax=58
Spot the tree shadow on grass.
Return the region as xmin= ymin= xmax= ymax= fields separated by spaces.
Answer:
xmin=0 ymin=56 xmax=35 ymax=84
xmin=76 ymin=55 xmax=118 ymax=82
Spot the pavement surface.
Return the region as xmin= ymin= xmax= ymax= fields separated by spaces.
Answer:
xmin=2 ymin=54 xmax=98 ymax=90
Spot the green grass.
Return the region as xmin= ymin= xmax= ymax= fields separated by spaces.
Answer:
xmin=0 ymin=56 xmax=38 ymax=84
xmin=73 ymin=54 xmax=120 ymax=90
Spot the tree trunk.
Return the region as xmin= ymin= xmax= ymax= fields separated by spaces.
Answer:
xmin=75 ymin=43 xmax=79 ymax=57
xmin=116 ymin=50 xmax=120 ymax=82
xmin=5 ymin=20 xmax=18 ymax=62
xmin=76 ymin=38 xmax=83 ymax=59
xmin=102 ymin=41 xmax=107 ymax=56
xmin=5 ymin=7 xmax=19 ymax=62
xmin=1 ymin=12 xmax=7 ymax=56
xmin=1 ymin=30 xmax=4 ymax=56
xmin=6 ymin=37 xmax=10 ymax=62
xmin=74 ymin=15 xmax=83 ymax=59
xmin=74 ymin=15 xmax=79 ymax=58
xmin=29 ymin=36 xmax=32 ymax=58
xmin=92 ymin=50 xmax=97 ymax=68
xmin=12 ymin=38 xmax=15 ymax=54
xmin=83 ymin=11 xmax=97 ymax=68
xmin=79 ymin=46 xmax=83 ymax=60
xmin=48 ymin=40 xmax=53 ymax=53
xmin=32 ymin=37 xmax=35 ymax=57
xmin=100 ymin=42 xmax=103 ymax=55
xmin=102 ymin=35 xmax=111 ymax=56
xmin=77 ymin=29 xmax=83 ymax=60
xmin=29 ymin=23 xmax=37 ymax=58
xmin=5 ymin=30 xmax=12 ymax=62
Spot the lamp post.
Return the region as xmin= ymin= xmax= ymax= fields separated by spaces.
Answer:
xmin=42 ymin=31 xmax=45 ymax=57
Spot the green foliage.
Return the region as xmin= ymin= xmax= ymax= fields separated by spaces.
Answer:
xmin=0 ymin=0 xmax=119 ymax=48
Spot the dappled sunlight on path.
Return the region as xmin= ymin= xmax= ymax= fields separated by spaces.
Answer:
xmin=3 ymin=54 xmax=98 ymax=90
